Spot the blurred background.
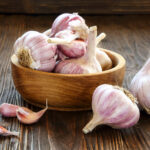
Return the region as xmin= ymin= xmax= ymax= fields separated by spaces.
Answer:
xmin=0 ymin=0 xmax=150 ymax=14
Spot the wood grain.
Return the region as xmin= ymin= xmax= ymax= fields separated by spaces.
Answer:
xmin=0 ymin=14 xmax=150 ymax=149
xmin=1 ymin=0 xmax=150 ymax=14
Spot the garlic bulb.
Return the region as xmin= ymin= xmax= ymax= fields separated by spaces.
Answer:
xmin=49 ymin=13 xmax=88 ymax=58
xmin=50 ymin=13 xmax=89 ymax=40
xmin=83 ymin=84 xmax=140 ymax=134
xmin=55 ymin=26 xmax=102 ymax=74
xmin=0 ymin=103 xmax=19 ymax=117
xmin=0 ymin=126 xmax=19 ymax=137
xmin=130 ymin=58 xmax=150 ymax=114
xmin=14 ymin=31 xmax=57 ymax=72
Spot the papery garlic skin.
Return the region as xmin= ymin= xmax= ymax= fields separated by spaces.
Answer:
xmin=83 ymin=84 xmax=140 ymax=134
xmin=130 ymin=59 xmax=150 ymax=114
xmin=0 ymin=103 xmax=19 ymax=117
xmin=96 ymin=48 xmax=112 ymax=71
xmin=55 ymin=26 xmax=102 ymax=74
xmin=57 ymin=40 xmax=86 ymax=58
xmin=14 ymin=31 xmax=57 ymax=72
xmin=16 ymin=105 xmax=48 ymax=124
xmin=50 ymin=13 xmax=89 ymax=40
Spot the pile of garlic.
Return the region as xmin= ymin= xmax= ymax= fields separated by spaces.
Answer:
xmin=12 ymin=13 xmax=150 ymax=135
xmin=13 ymin=13 xmax=112 ymax=74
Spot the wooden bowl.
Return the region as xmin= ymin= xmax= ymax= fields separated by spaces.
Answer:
xmin=11 ymin=48 xmax=126 ymax=111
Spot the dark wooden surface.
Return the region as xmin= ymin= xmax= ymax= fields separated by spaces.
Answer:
xmin=0 ymin=14 xmax=150 ymax=150
xmin=1 ymin=0 xmax=150 ymax=14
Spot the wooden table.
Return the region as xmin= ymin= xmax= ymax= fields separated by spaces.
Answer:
xmin=0 ymin=14 xmax=150 ymax=150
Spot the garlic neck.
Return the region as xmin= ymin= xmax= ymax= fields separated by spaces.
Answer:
xmin=86 ymin=26 xmax=97 ymax=61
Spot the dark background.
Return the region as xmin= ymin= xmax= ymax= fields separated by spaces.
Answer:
xmin=0 ymin=0 xmax=150 ymax=14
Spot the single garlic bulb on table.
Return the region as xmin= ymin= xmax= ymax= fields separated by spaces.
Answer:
xmin=130 ymin=58 xmax=150 ymax=114
xmin=83 ymin=84 xmax=140 ymax=134
xmin=14 ymin=31 xmax=57 ymax=72
xmin=55 ymin=26 xmax=102 ymax=74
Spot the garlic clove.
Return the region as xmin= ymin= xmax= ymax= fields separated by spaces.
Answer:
xmin=0 ymin=103 xmax=19 ymax=117
xmin=83 ymin=84 xmax=140 ymax=134
xmin=96 ymin=32 xmax=106 ymax=45
xmin=96 ymin=48 xmax=112 ymax=70
xmin=130 ymin=59 xmax=150 ymax=114
xmin=57 ymin=50 xmax=68 ymax=61
xmin=57 ymin=40 xmax=86 ymax=58
xmin=0 ymin=126 xmax=19 ymax=137
xmin=14 ymin=31 xmax=57 ymax=72
xmin=55 ymin=26 xmax=102 ymax=74
xmin=16 ymin=103 xmax=48 ymax=124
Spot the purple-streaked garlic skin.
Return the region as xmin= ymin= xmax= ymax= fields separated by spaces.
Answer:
xmin=96 ymin=48 xmax=112 ymax=71
xmin=16 ymin=106 xmax=48 ymax=124
xmin=0 ymin=103 xmax=19 ymax=117
xmin=83 ymin=84 xmax=140 ymax=134
xmin=48 ymin=13 xmax=89 ymax=59
xmin=54 ymin=27 xmax=87 ymax=58
xmin=14 ymin=31 xmax=57 ymax=72
xmin=55 ymin=30 xmax=78 ymax=41
xmin=55 ymin=26 xmax=102 ymax=74
xmin=0 ymin=126 xmax=19 ymax=137
xmin=50 ymin=13 xmax=88 ymax=39
xmin=57 ymin=50 xmax=68 ymax=61
xmin=55 ymin=61 xmax=84 ymax=74
xmin=130 ymin=58 xmax=150 ymax=114
xmin=58 ymin=40 xmax=86 ymax=58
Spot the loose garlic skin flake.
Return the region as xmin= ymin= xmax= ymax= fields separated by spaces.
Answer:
xmin=130 ymin=58 xmax=150 ymax=114
xmin=14 ymin=31 xmax=57 ymax=72
xmin=83 ymin=84 xmax=140 ymax=134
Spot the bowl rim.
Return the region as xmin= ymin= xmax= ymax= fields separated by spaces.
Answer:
xmin=11 ymin=48 xmax=126 ymax=77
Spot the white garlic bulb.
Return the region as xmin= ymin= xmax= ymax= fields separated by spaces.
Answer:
xmin=83 ymin=84 xmax=140 ymax=134
xmin=130 ymin=58 xmax=150 ymax=114
xmin=14 ymin=31 xmax=57 ymax=72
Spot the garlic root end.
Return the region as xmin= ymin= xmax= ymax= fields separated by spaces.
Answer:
xmin=82 ymin=115 xmax=100 ymax=134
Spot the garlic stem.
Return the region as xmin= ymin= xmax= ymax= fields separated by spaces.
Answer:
xmin=48 ymin=37 xmax=72 ymax=44
xmin=47 ymin=29 xmax=105 ymax=46
xmin=96 ymin=33 xmax=106 ymax=45
xmin=86 ymin=26 xmax=97 ymax=60
xmin=82 ymin=114 xmax=101 ymax=134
